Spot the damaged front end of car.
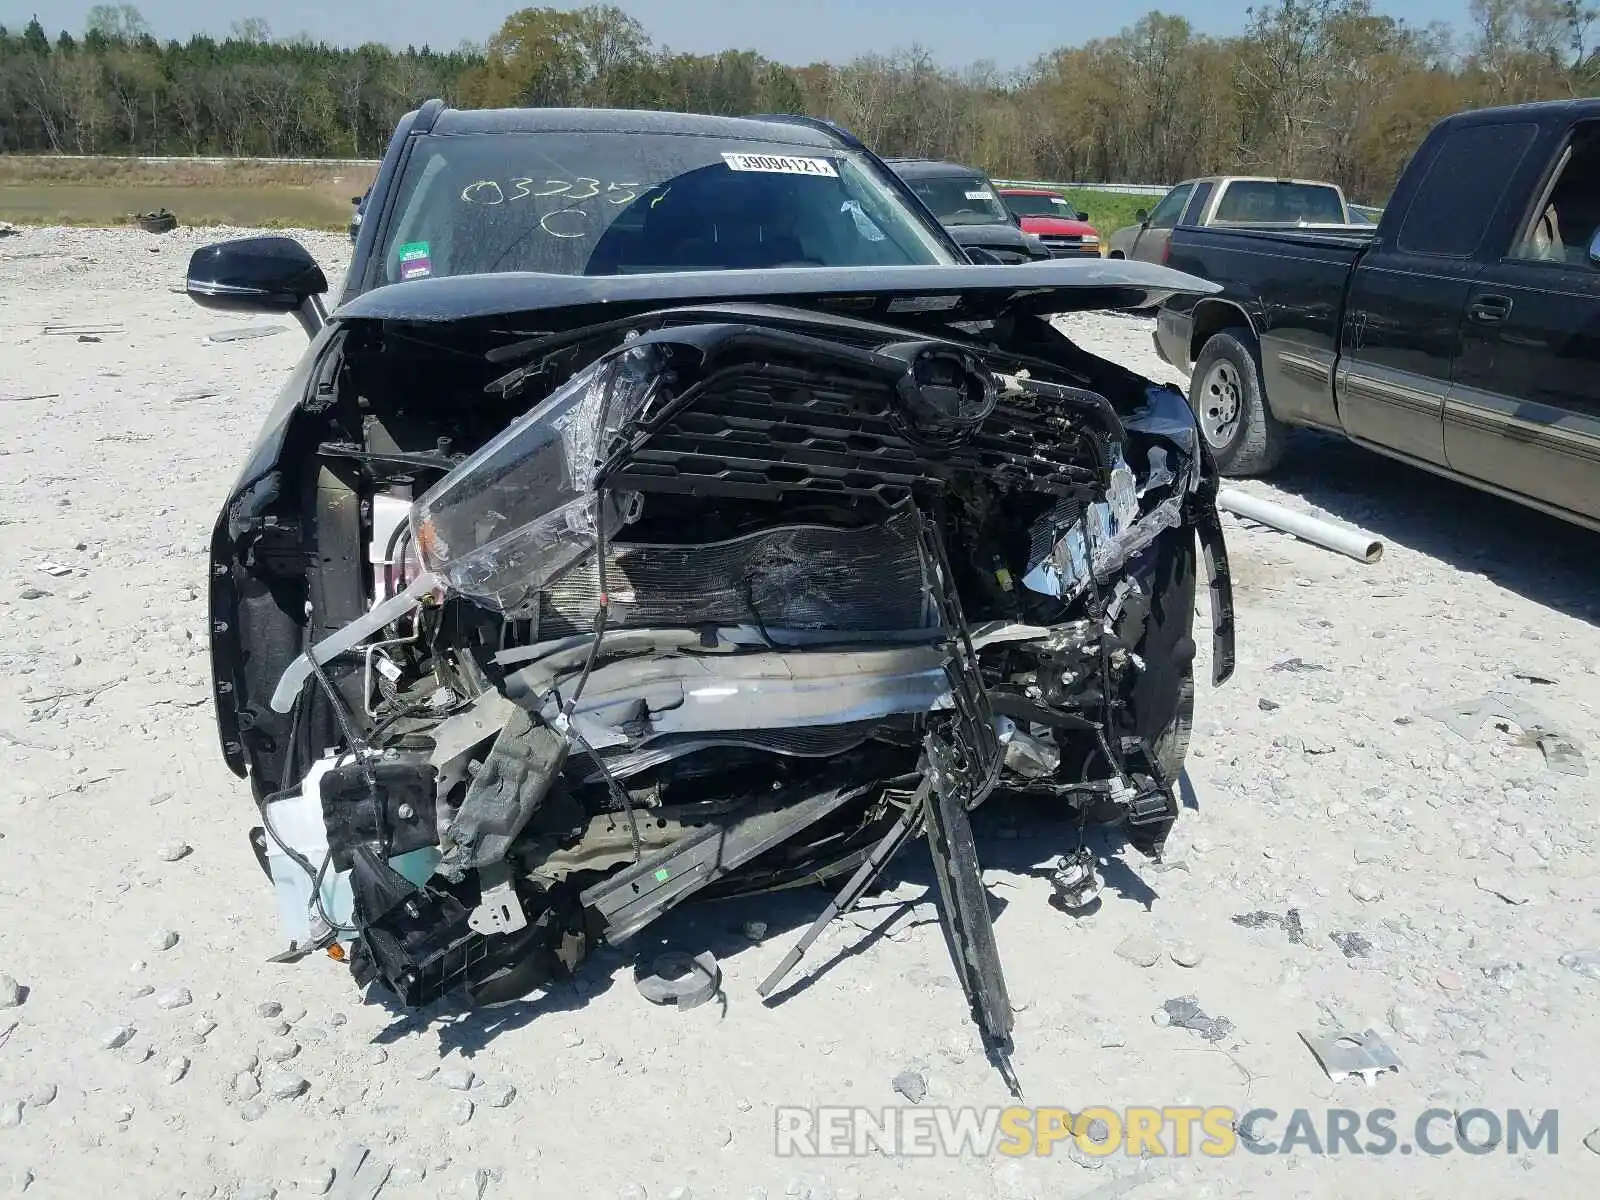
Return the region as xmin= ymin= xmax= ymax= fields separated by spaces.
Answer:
xmin=216 ymin=278 xmax=1234 ymax=1070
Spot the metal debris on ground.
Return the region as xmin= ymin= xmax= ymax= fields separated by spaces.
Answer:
xmin=891 ymin=1067 xmax=928 ymax=1105
xmin=1232 ymin=909 xmax=1306 ymax=944
xmin=1048 ymin=847 xmax=1103 ymax=910
xmin=329 ymin=1144 xmax=392 ymax=1200
xmin=634 ymin=951 xmax=721 ymax=1011
xmin=1269 ymin=657 xmax=1327 ymax=673
xmin=0 ymin=393 xmax=60 ymax=404
xmin=204 ymin=324 xmax=286 ymax=344
xmin=1300 ymin=1028 xmax=1403 ymax=1085
xmin=1475 ymin=874 xmax=1538 ymax=906
xmin=1329 ymin=931 xmax=1372 ymax=959
xmin=42 ymin=323 xmax=123 ymax=336
xmin=1423 ymin=691 xmax=1588 ymax=777
xmin=1158 ymin=995 xmax=1234 ymax=1043
xmin=1558 ymin=950 xmax=1600 ymax=981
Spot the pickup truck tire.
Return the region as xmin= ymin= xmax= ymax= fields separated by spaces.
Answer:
xmin=1189 ymin=328 xmax=1286 ymax=475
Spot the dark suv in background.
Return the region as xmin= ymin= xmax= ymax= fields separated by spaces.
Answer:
xmin=887 ymin=158 xmax=1053 ymax=263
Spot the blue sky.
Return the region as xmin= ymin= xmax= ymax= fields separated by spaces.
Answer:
xmin=8 ymin=1 xmax=1478 ymax=68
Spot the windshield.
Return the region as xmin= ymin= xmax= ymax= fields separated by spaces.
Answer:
xmin=1212 ymin=181 xmax=1346 ymax=224
xmin=367 ymin=130 xmax=956 ymax=286
xmin=903 ymin=175 xmax=1012 ymax=226
xmin=1003 ymin=192 xmax=1076 ymax=219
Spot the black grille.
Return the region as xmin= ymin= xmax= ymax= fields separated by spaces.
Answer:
xmin=608 ymin=367 xmax=1097 ymax=506
xmin=1027 ymin=495 xmax=1086 ymax=568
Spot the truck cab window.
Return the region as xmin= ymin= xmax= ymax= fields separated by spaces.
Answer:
xmin=1146 ymin=184 xmax=1193 ymax=229
xmin=1512 ymin=122 xmax=1600 ymax=265
xmin=1181 ymin=181 xmax=1215 ymax=225
xmin=1396 ymin=121 xmax=1539 ymax=257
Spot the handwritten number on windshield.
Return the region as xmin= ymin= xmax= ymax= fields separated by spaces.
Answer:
xmin=540 ymin=209 xmax=589 ymax=239
xmin=460 ymin=180 xmax=505 ymax=205
xmin=461 ymin=178 xmax=639 ymax=206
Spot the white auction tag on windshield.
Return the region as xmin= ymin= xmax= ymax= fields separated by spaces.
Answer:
xmin=965 ymin=189 xmax=993 ymax=200
xmin=722 ymin=152 xmax=838 ymax=177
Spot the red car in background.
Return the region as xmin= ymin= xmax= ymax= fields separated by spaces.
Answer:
xmin=998 ymin=187 xmax=1101 ymax=257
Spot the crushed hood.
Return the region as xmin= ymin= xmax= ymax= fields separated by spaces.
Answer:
xmin=333 ymin=261 xmax=1220 ymax=327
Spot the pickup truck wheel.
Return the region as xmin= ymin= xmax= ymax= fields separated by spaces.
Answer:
xmin=1190 ymin=329 xmax=1286 ymax=475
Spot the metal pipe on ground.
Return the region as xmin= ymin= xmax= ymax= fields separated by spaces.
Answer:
xmin=1217 ymin=489 xmax=1384 ymax=564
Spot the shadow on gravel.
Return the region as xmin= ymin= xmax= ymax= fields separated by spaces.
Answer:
xmin=1266 ymin=432 xmax=1599 ymax=626
xmin=370 ymin=776 xmax=1198 ymax=1050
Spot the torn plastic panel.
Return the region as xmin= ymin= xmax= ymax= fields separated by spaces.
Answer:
xmin=1021 ymin=444 xmax=1169 ymax=601
xmin=437 ymin=708 xmax=568 ymax=878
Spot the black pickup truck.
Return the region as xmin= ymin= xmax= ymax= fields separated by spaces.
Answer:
xmin=1154 ymin=99 xmax=1600 ymax=532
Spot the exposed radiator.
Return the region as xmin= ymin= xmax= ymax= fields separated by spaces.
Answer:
xmin=538 ymin=505 xmax=933 ymax=637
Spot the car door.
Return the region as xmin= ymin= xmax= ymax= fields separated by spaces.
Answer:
xmin=1336 ymin=121 xmax=1543 ymax=469
xmin=1130 ymin=182 xmax=1194 ymax=262
xmin=1447 ymin=119 xmax=1600 ymax=523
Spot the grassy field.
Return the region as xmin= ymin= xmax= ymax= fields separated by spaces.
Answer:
xmin=0 ymin=156 xmax=1162 ymax=244
xmin=0 ymin=157 xmax=377 ymax=229
xmin=1053 ymin=188 xmax=1159 ymax=242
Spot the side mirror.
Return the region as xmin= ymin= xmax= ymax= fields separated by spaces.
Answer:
xmin=187 ymin=236 xmax=329 ymax=338
xmin=1588 ymin=227 xmax=1600 ymax=267
xmin=965 ymin=246 xmax=1004 ymax=265
xmin=1076 ymin=210 xmax=1090 ymax=222
xmin=1135 ymin=208 xmax=1149 ymax=224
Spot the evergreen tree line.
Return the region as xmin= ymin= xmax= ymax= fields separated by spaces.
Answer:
xmin=2 ymin=0 xmax=1597 ymax=202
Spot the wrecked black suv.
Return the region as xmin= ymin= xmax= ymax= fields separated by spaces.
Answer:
xmin=185 ymin=105 xmax=1235 ymax=1064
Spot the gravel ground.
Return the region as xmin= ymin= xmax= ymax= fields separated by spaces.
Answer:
xmin=2 ymin=226 xmax=1598 ymax=1200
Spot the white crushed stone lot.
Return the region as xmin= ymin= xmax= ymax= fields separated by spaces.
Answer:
xmin=3 ymin=226 xmax=1600 ymax=1200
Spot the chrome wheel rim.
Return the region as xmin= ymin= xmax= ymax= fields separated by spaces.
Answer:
xmin=1197 ymin=359 xmax=1243 ymax=449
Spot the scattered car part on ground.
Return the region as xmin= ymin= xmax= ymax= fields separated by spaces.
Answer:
xmin=1299 ymin=1028 xmax=1403 ymax=1085
xmin=42 ymin=322 xmax=123 ymax=336
xmin=1156 ymin=101 xmax=1600 ymax=534
xmin=182 ymin=104 xmax=1232 ymax=1068
xmin=1232 ymin=909 xmax=1307 ymax=943
xmin=203 ymin=324 xmax=286 ymax=344
xmin=1424 ymin=691 xmax=1588 ymax=776
xmin=1157 ymin=995 xmax=1234 ymax=1042
xmin=1048 ymin=846 xmax=1104 ymax=909
xmin=635 ymin=951 xmax=721 ymax=1010
xmin=1217 ymin=488 xmax=1383 ymax=563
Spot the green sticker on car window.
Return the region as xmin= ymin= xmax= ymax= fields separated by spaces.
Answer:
xmin=397 ymin=240 xmax=432 ymax=280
